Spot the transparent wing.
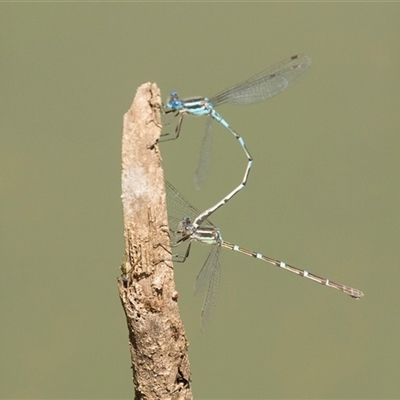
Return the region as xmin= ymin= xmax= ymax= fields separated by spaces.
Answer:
xmin=165 ymin=181 xmax=215 ymax=244
xmin=194 ymin=244 xmax=222 ymax=333
xmin=210 ymin=54 xmax=311 ymax=106
xmin=194 ymin=115 xmax=213 ymax=190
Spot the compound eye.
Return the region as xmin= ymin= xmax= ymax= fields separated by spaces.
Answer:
xmin=166 ymin=92 xmax=182 ymax=110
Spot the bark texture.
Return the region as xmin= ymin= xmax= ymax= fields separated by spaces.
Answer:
xmin=118 ymin=83 xmax=192 ymax=400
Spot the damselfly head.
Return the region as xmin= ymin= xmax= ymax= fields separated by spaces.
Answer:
xmin=165 ymin=91 xmax=182 ymax=110
xmin=177 ymin=216 xmax=194 ymax=236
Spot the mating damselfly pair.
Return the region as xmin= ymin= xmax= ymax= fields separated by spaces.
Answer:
xmin=160 ymin=54 xmax=364 ymax=331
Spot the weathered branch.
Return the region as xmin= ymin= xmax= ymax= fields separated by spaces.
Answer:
xmin=118 ymin=83 xmax=192 ymax=400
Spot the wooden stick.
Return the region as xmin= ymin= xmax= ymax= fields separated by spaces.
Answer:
xmin=118 ymin=83 xmax=192 ymax=400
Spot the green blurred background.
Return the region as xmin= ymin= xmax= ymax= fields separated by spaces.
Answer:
xmin=1 ymin=3 xmax=399 ymax=399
